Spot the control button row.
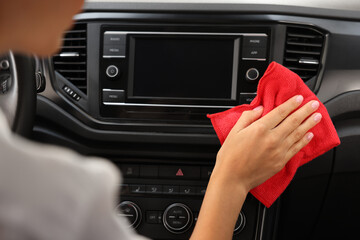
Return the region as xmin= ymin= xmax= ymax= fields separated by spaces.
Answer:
xmin=122 ymin=184 xmax=206 ymax=196
xmin=119 ymin=164 xmax=213 ymax=180
xmin=103 ymin=32 xmax=127 ymax=58
xmin=242 ymin=35 xmax=268 ymax=60
xmin=63 ymin=86 xmax=81 ymax=101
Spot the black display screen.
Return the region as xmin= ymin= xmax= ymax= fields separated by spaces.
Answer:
xmin=129 ymin=36 xmax=238 ymax=100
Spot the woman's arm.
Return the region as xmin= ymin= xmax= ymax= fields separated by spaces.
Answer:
xmin=191 ymin=95 xmax=321 ymax=240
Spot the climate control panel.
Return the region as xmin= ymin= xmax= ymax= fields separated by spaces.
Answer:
xmin=118 ymin=200 xmax=248 ymax=237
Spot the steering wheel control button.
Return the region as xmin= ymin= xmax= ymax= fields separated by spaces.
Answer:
xmin=63 ymin=86 xmax=81 ymax=101
xmin=246 ymin=68 xmax=260 ymax=82
xmin=163 ymin=203 xmax=193 ymax=234
xmin=102 ymin=89 xmax=125 ymax=103
xmin=240 ymin=93 xmax=257 ymax=104
xmin=106 ymin=65 xmax=119 ymax=78
xmin=117 ymin=201 xmax=142 ymax=229
xmin=243 ymin=36 xmax=268 ymax=48
xmin=158 ymin=166 xmax=200 ymax=180
xmin=0 ymin=60 xmax=10 ymax=70
xmin=234 ymin=212 xmax=246 ymax=234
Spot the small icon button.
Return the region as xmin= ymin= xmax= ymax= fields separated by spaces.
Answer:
xmin=106 ymin=65 xmax=119 ymax=78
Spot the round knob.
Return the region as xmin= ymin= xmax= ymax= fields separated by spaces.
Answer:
xmin=246 ymin=68 xmax=260 ymax=82
xmin=163 ymin=203 xmax=193 ymax=234
xmin=106 ymin=65 xmax=119 ymax=78
xmin=234 ymin=211 xmax=246 ymax=235
xmin=0 ymin=60 xmax=10 ymax=70
xmin=116 ymin=201 xmax=142 ymax=229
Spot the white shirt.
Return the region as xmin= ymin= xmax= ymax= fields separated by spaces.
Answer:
xmin=0 ymin=110 xmax=148 ymax=240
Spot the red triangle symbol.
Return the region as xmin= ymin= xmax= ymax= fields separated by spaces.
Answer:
xmin=176 ymin=168 xmax=184 ymax=176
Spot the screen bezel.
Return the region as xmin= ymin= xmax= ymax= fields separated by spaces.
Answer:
xmin=127 ymin=33 xmax=241 ymax=106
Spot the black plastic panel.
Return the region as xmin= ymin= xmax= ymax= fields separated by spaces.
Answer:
xmin=276 ymin=151 xmax=334 ymax=240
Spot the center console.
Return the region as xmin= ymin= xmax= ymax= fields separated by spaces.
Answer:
xmin=97 ymin=27 xmax=270 ymax=238
xmin=117 ymin=163 xmax=263 ymax=239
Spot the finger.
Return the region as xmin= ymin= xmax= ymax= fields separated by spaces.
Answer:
xmin=285 ymin=112 xmax=322 ymax=147
xmin=283 ymin=132 xmax=314 ymax=164
xmin=274 ymin=100 xmax=320 ymax=137
xmin=258 ymin=95 xmax=304 ymax=129
xmin=233 ymin=106 xmax=264 ymax=132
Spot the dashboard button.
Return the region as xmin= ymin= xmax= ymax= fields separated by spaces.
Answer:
xmin=103 ymin=89 xmax=125 ymax=103
xmin=104 ymin=32 xmax=126 ymax=46
xmin=242 ymin=46 xmax=266 ymax=60
xmin=130 ymin=185 xmax=146 ymax=194
xmin=163 ymin=203 xmax=193 ymax=234
xmin=140 ymin=165 xmax=158 ymax=178
xmin=243 ymin=36 xmax=267 ymax=48
xmin=106 ymin=65 xmax=119 ymax=78
xmin=146 ymin=211 xmax=162 ymax=224
xmin=246 ymin=68 xmax=260 ymax=82
xmin=120 ymin=165 xmax=139 ymax=177
xmin=159 ymin=166 xmax=200 ymax=179
xmin=180 ymin=186 xmax=196 ymax=195
xmin=163 ymin=185 xmax=179 ymax=194
xmin=103 ymin=45 xmax=126 ymax=57
xmin=117 ymin=201 xmax=142 ymax=229
xmin=240 ymin=93 xmax=257 ymax=104
xmin=146 ymin=185 xmax=162 ymax=194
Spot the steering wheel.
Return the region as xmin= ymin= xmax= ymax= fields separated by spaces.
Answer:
xmin=0 ymin=52 xmax=37 ymax=137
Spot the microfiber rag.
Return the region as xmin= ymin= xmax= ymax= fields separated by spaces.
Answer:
xmin=207 ymin=62 xmax=340 ymax=208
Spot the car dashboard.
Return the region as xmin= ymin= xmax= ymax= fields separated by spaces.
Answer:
xmin=33 ymin=1 xmax=360 ymax=239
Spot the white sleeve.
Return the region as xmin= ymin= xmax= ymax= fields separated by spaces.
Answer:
xmin=78 ymin=159 xmax=149 ymax=240
xmin=0 ymin=118 xmax=149 ymax=240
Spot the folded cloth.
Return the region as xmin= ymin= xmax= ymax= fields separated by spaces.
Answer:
xmin=207 ymin=62 xmax=340 ymax=208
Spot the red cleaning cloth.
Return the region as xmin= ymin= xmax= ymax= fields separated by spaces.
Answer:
xmin=208 ymin=62 xmax=340 ymax=208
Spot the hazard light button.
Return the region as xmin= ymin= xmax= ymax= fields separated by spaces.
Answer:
xmin=159 ymin=166 xmax=201 ymax=180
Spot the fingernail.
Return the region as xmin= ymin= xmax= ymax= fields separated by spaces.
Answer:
xmin=311 ymin=101 xmax=320 ymax=110
xmin=307 ymin=132 xmax=314 ymax=141
xmin=314 ymin=113 xmax=322 ymax=122
xmin=296 ymin=95 xmax=304 ymax=104
xmin=253 ymin=105 xmax=263 ymax=111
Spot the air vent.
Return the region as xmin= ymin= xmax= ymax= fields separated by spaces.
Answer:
xmin=53 ymin=23 xmax=87 ymax=94
xmin=284 ymin=26 xmax=324 ymax=82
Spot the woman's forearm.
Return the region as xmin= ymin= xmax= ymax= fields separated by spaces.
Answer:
xmin=190 ymin=173 xmax=248 ymax=240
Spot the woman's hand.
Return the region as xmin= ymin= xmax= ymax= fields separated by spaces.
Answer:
xmin=191 ymin=95 xmax=322 ymax=240
xmin=214 ymin=95 xmax=322 ymax=192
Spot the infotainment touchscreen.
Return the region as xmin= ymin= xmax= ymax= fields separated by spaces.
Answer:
xmin=128 ymin=35 xmax=240 ymax=101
